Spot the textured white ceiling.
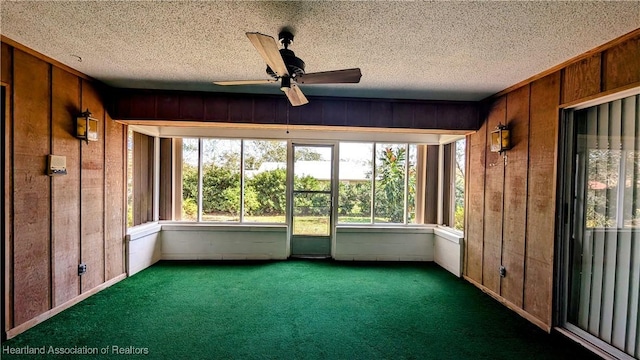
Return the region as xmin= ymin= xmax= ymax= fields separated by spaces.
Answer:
xmin=1 ymin=1 xmax=639 ymax=101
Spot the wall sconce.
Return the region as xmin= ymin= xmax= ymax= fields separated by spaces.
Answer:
xmin=76 ymin=109 xmax=98 ymax=143
xmin=490 ymin=123 xmax=510 ymax=153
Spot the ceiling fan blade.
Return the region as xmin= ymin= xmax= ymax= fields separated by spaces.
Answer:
xmin=283 ymin=84 xmax=308 ymax=107
xmin=246 ymin=32 xmax=289 ymax=77
xmin=296 ymin=68 xmax=362 ymax=84
xmin=213 ymin=79 xmax=277 ymax=86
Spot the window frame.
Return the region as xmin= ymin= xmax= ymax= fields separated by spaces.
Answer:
xmin=171 ymin=136 xmax=461 ymax=228
xmin=338 ymin=141 xmax=417 ymax=225
xmin=178 ymin=137 xmax=289 ymax=225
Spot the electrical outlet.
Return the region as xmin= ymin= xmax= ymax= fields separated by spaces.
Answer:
xmin=78 ymin=263 xmax=87 ymax=276
xmin=499 ymin=266 xmax=506 ymax=278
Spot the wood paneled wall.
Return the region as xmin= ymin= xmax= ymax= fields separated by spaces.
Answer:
xmin=110 ymin=89 xmax=480 ymax=131
xmin=464 ymin=30 xmax=640 ymax=330
xmin=1 ymin=41 xmax=126 ymax=336
xmin=159 ymin=138 xmax=173 ymax=221
xmin=132 ymin=132 xmax=155 ymax=226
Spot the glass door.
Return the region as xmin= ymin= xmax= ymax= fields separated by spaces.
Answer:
xmin=289 ymin=144 xmax=334 ymax=257
xmin=560 ymin=94 xmax=640 ymax=359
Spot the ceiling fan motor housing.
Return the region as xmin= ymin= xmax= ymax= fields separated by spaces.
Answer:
xmin=266 ymin=49 xmax=305 ymax=79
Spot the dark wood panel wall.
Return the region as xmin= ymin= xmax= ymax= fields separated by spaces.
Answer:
xmin=159 ymin=138 xmax=173 ymax=221
xmin=110 ymin=90 xmax=480 ymax=131
xmin=132 ymin=132 xmax=155 ymax=226
xmin=1 ymin=41 xmax=126 ymax=335
xmin=464 ymin=31 xmax=640 ymax=330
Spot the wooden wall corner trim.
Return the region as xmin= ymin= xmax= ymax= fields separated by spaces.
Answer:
xmin=5 ymin=273 xmax=126 ymax=339
xmin=3 ymin=81 xmax=14 ymax=333
xmin=464 ymin=275 xmax=552 ymax=333
xmin=1 ymin=36 xmax=95 ymax=82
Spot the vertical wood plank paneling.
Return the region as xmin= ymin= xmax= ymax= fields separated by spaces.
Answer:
xmin=370 ymin=102 xmax=392 ymax=128
xmin=562 ymin=54 xmax=601 ymax=104
xmin=437 ymin=103 xmax=479 ymax=130
xmin=603 ymin=37 xmax=640 ymax=91
xmin=525 ymin=72 xmax=560 ymax=325
xmin=413 ymin=103 xmax=437 ymax=129
xmin=138 ymin=134 xmax=149 ymax=224
xmin=159 ymin=138 xmax=172 ymax=221
xmin=274 ymin=99 xmax=291 ymax=127
xmin=112 ymin=91 xmax=479 ymax=131
xmin=156 ymin=94 xmax=179 ymax=119
xmin=51 ymin=67 xmax=80 ymax=306
xmin=2 ymin=44 xmax=14 ymax=332
xmin=392 ymin=103 xmax=414 ymax=128
xmin=128 ymin=93 xmax=155 ymax=119
xmin=465 ymin=114 xmax=487 ymax=282
xmin=12 ymin=50 xmax=51 ymax=325
xmin=204 ymin=97 xmax=229 ymax=122
xmin=345 ymin=101 xmax=370 ymax=127
xmin=501 ymin=85 xmax=530 ymax=307
xmin=299 ymin=101 xmax=323 ymax=125
xmin=1 ymin=43 xmax=12 ymax=85
xmin=80 ymin=80 xmax=105 ymax=293
xmin=228 ymin=98 xmax=253 ymax=123
xmin=4 ymin=41 xmax=127 ymax=335
xmin=133 ymin=132 xmax=142 ymax=226
xmin=146 ymin=136 xmax=154 ymax=222
xmin=482 ymin=96 xmax=506 ymax=294
xmin=131 ymin=133 xmax=155 ymax=225
xmin=104 ymin=111 xmax=125 ymax=280
xmin=179 ymin=94 xmax=203 ymax=120
xmin=322 ymin=100 xmax=346 ymax=126
xmin=253 ymin=98 xmax=277 ymax=124
xmin=113 ymin=97 xmax=131 ymax=121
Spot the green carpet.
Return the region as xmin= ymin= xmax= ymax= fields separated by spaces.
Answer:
xmin=2 ymin=260 xmax=597 ymax=359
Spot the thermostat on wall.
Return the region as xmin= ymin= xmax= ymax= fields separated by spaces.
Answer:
xmin=48 ymin=155 xmax=67 ymax=176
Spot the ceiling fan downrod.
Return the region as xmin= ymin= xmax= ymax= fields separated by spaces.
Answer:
xmin=278 ymin=30 xmax=294 ymax=49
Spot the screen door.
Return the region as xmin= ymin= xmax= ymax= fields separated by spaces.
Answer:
xmin=290 ymin=144 xmax=334 ymax=257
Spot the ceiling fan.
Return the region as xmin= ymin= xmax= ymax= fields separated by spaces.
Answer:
xmin=214 ymin=30 xmax=362 ymax=106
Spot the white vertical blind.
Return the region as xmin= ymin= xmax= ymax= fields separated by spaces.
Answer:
xmin=570 ymin=94 xmax=640 ymax=358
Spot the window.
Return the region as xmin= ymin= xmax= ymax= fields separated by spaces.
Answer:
xmin=338 ymin=142 xmax=416 ymax=225
xmin=338 ymin=143 xmax=372 ymax=224
xmin=174 ymin=138 xmax=431 ymax=226
xmin=580 ymin=98 xmax=640 ymax=229
xmin=243 ymin=140 xmax=287 ymax=223
xmin=375 ymin=143 xmax=408 ymax=223
xmin=179 ymin=138 xmax=287 ymax=224
xmin=181 ymin=138 xmax=199 ymax=221
xmin=453 ymin=139 xmax=466 ymax=230
xmin=201 ymin=139 xmax=241 ymax=222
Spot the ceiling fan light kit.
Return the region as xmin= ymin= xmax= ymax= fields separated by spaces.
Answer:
xmin=214 ymin=30 xmax=361 ymax=107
